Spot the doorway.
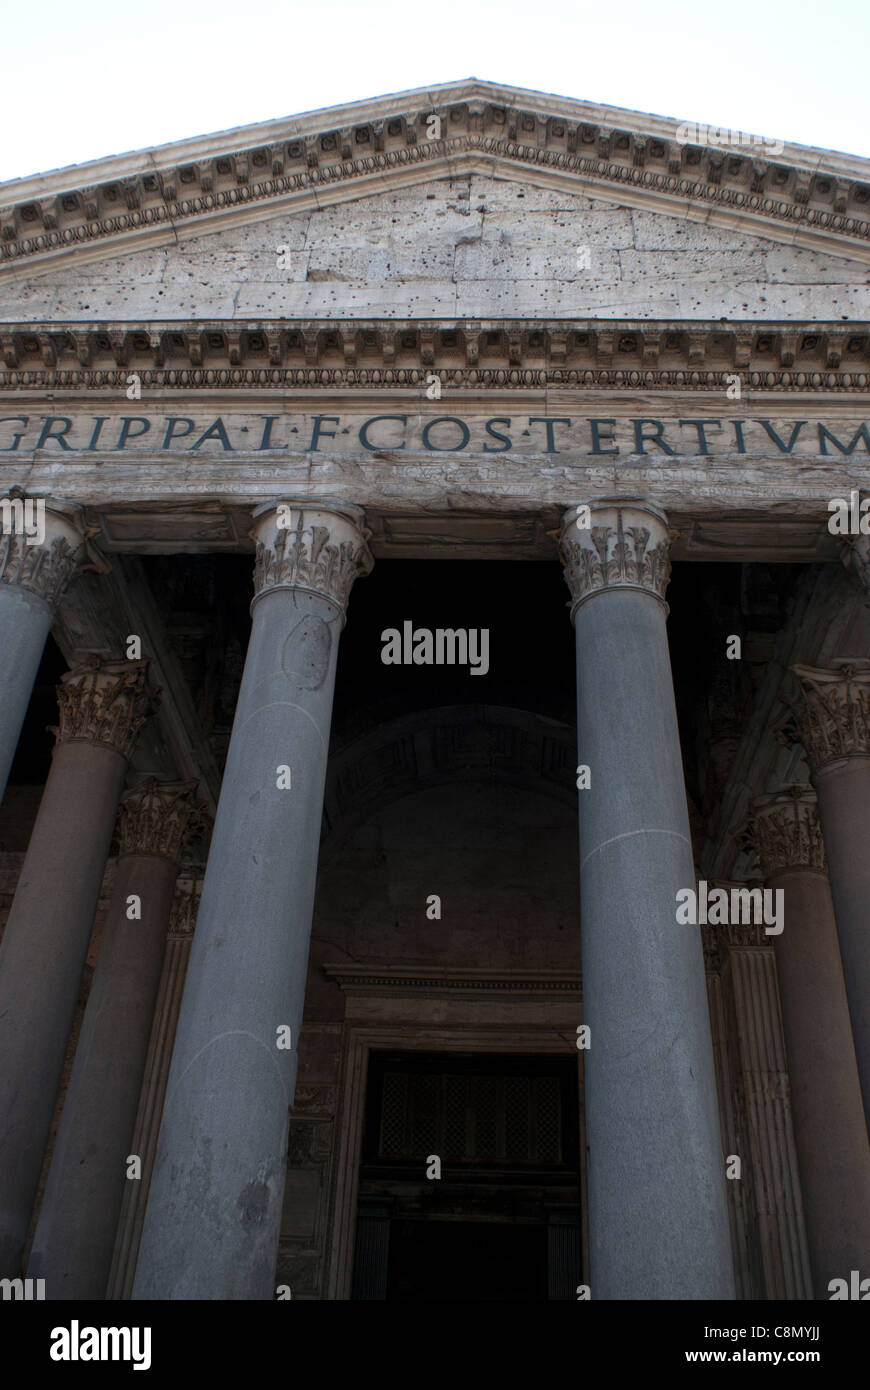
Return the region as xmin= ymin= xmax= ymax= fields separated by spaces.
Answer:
xmin=351 ymin=1051 xmax=582 ymax=1300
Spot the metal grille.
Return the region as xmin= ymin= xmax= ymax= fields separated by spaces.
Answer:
xmin=536 ymin=1076 xmax=561 ymax=1162
xmin=504 ymin=1075 xmax=530 ymax=1158
xmin=380 ymin=1072 xmax=408 ymax=1157
xmin=443 ymin=1074 xmax=466 ymax=1156
xmin=473 ymin=1074 xmax=498 ymax=1156
xmin=378 ymin=1067 xmax=562 ymax=1163
xmin=411 ymin=1072 xmax=439 ymax=1154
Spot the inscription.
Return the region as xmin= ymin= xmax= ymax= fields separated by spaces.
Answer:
xmin=2 ymin=413 xmax=869 ymax=458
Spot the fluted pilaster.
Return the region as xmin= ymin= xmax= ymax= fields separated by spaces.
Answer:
xmin=749 ymin=788 xmax=870 ymax=1296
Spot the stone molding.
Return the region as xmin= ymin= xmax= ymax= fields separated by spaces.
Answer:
xmin=0 ymin=491 xmax=87 ymax=608
xmin=2 ymin=319 xmax=867 ymax=392
xmin=323 ymin=965 xmax=582 ymax=997
xmin=559 ymin=498 xmax=671 ymax=616
xmin=52 ymin=657 xmax=158 ymax=758
xmin=788 ymin=660 xmax=870 ymax=769
xmin=750 ymin=787 xmax=827 ymax=876
xmin=116 ymin=779 xmax=208 ymax=863
xmin=4 ymin=84 xmax=870 ymax=272
xmin=251 ymin=502 xmax=372 ymax=620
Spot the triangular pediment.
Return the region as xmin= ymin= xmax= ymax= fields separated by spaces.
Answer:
xmin=2 ymin=78 xmax=870 ymax=290
xmin=3 ymin=172 xmax=869 ymax=325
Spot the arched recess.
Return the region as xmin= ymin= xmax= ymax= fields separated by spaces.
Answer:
xmin=321 ymin=703 xmax=577 ymax=842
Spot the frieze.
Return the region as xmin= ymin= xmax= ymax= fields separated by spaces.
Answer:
xmin=0 ymin=319 xmax=867 ymax=389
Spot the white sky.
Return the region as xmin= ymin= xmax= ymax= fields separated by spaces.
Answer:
xmin=1 ymin=0 xmax=868 ymax=181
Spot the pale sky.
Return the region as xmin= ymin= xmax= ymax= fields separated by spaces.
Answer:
xmin=1 ymin=0 xmax=868 ymax=182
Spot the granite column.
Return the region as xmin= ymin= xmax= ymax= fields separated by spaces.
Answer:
xmin=28 ymin=779 xmax=205 ymax=1297
xmin=0 ymin=490 xmax=87 ymax=804
xmin=790 ymin=661 xmax=870 ymax=1120
xmin=133 ymin=502 xmax=372 ymax=1300
xmin=560 ymin=499 xmax=734 ymax=1300
xmin=0 ymin=659 xmax=155 ymax=1274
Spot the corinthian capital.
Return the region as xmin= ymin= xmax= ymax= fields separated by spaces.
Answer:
xmin=559 ymin=499 xmax=671 ymax=619
xmin=116 ymin=779 xmax=208 ymax=862
xmin=789 ymin=660 xmax=870 ymax=770
xmin=750 ymin=787 xmax=827 ymax=876
xmin=251 ymin=501 xmax=373 ymax=622
xmin=54 ymin=658 xmax=159 ymax=759
xmin=0 ymin=491 xmax=88 ymax=609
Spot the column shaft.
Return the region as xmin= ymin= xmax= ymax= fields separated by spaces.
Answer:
xmin=561 ymin=501 xmax=734 ymax=1300
xmin=28 ymin=776 xmax=202 ymax=1299
xmin=0 ymin=661 xmax=153 ymax=1275
xmin=790 ymin=663 xmax=870 ymax=1120
xmin=133 ymin=503 xmax=370 ymax=1300
xmin=0 ymin=585 xmax=53 ymax=795
xmin=0 ymin=496 xmax=86 ymax=803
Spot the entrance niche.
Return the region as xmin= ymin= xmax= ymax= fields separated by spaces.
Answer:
xmin=351 ymin=1051 xmax=582 ymax=1300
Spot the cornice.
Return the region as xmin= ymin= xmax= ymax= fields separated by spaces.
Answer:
xmin=1 ymin=318 xmax=869 ymax=393
xmin=323 ymin=965 xmax=582 ymax=997
xmin=3 ymin=83 xmax=870 ymax=274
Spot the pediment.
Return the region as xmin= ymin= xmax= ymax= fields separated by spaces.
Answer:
xmin=2 ymin=78 xmax=870 ymax=290
xmin=2 ymin=171 xmax=870 ymax=327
